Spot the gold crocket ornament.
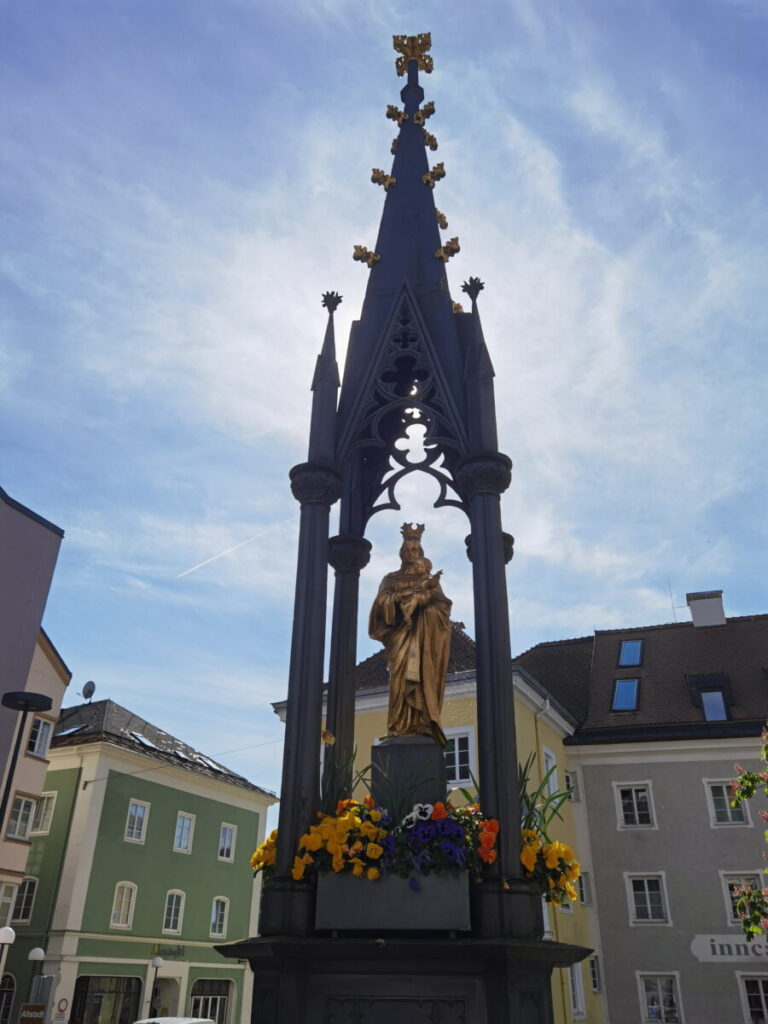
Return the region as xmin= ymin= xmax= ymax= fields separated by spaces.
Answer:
xmin=392 ymin=33 xmax=434 ymax=77
xmin=368 ymin=523 xmax=452 ymax=745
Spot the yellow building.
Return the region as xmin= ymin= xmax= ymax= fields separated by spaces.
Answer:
xmin=351 ymin=623 xmax=606 ymax=1024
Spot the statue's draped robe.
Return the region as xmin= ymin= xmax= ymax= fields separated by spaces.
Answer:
xmin=368 ymin=571 xmax=452 ymax=744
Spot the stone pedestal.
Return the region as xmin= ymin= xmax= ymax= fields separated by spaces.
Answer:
xmin=370 ymin=735 xmax=447 ymax=810
xmin=217 ymin=933 xmax=590 ymax=1024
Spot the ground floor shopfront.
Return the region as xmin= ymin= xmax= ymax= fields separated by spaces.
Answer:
xmin=4 ymin=934 xmax=250 ymax=1024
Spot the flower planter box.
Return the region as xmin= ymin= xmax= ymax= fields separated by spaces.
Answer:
xmin=315 ymin=870 xmax=471 ymax=931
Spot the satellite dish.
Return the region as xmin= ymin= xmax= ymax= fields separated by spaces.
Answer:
xmin=82 ymin=681 xmax=96 ymax=702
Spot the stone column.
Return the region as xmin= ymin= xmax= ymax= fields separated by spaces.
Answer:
xmin=455 ymin=451 xmax=540 ymax=939
xmin=321 ymin=534 xmax=371 ymax=814
xmin=260 ymin=460 xmax=341 ymax=937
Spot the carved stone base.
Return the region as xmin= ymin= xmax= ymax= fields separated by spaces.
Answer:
xmin=217 ymin=933 xmax=591 ymax=1024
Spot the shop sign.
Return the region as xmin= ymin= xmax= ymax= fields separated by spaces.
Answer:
xmin=149 ymin=944 xmax=186 ymax=960
xmin=19 ymin=1004 xmax=47 ymax=1024
xmin=691 ymin=934 xmax=768 ymax=962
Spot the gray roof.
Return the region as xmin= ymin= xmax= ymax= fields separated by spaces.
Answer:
xmin=54 ymin=699 xmax=275 ymax=796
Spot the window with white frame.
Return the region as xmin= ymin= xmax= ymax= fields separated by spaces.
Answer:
xmin=163 ymin=890 xmax=185 ymax=933
xmin=11 ymin=878 xmax=37 ymax=924
xmin=0 ymin=886 xmax=15 ymax=929
xmin=6 ymin=796 xmax=36 ymax=840
xmin=707 ymin=781 xmax=748 ymax=826
xmin=443 ymin=728 xmax=474 ymax=785
xmin=124 ymin=799 xmax=150 ymax=843
xmin=541 ymin=897 xmax=553 ymax=940
xmin=190 ymin=979 xmax=229 ymax=1024
xmin=110 ymin=881 xmax=137 ymax=928
xmin=566 ymin=962 xmax=586 ymax=1019
xmin=543 ymin=748 xmax=558 ymax=796
xmin=218 ymin=824 xmax=236 ymax=862
xmin=210 ymin=897 xmax=229 ymax=938
xmin=30 ymin=793 xmax=56 ymax=835
xmin=26 ymin=718 xmax=52 ymax=758
xmin=564 ymin=770 xmax=580 ymax=802
xmin=577 ymin=871 xmax=593 ymax=905
xmin=589 ymin=955 xmax=602 ymax=993
xmin=638 ymin=973 xmax=681 ymax=1022
xmin=627 ymin=875 xmax=669 ymax=924
xmin=722 ymin=873 xmax=762 ymax=924
xmin=174 ymin=812 xmax=195 ymax=853
xmin=742 ymin=976 xmax=768 ymax=1023
xmin=616 ymin=783 xmax=655 ymax=828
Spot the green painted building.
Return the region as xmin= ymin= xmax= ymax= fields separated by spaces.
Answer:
xmin=4 ymin=701 xmax=275 ymax=1024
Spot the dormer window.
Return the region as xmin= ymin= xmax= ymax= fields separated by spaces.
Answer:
xmin=688 ymin=672 xmax=731 ymax=722
xmin=618 ymin=639 xmax=643 ymax=667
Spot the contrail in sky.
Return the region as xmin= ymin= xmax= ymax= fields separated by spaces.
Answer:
xmin=176 ymin=514 xmax=298 ymax=578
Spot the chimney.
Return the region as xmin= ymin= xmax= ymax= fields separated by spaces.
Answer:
xmin=686 ymin=590 xmax=726 ymax=627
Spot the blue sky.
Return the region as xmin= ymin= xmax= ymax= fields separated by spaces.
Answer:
xmin=2 ymin=0 xmax=766 ymax=800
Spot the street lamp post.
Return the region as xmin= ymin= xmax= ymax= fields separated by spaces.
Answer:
xmin=147 ymin=956 xmax=164 ymax=1017
xmin=0 ymin=926 xmax=15 ymax=974
xmin=0 ymin=692 xmax=53 ymax=833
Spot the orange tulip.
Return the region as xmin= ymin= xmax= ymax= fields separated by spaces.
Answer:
xmin=431 ymin=802 xmax=448 ymax=820
xmin=479 ymin=831 xmax=496 ymax=850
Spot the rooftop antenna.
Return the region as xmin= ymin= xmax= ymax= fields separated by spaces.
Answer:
xmin=80 ymin=681 xmax=96 ymax=703
xmin=667 ymin=578 xmax=677 ymax=622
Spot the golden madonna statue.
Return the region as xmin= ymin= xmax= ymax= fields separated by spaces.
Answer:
xmin=368 ymin=523 xmax=452 ymax=744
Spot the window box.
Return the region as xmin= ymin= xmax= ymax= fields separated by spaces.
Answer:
xmin=315 ymin=871 xmax=470 ymax=931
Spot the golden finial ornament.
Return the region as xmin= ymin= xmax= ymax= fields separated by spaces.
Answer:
xmin=452 ymin=301 xmax=465 ymax=314
xmin=435 ymin=237 xmax=460 ymax=263
xmin=371 ymin=168 xmax=396 ymax=190
xmin=413 ymin=101 xmax=435 ymax=125
xmin=422 ymin=130 xmax=438 ymax=151
xmin=386 ymin=104 xmax=408 ymax=126
xmin=392 ymin=34 xmax=434 ymax=77
xmin=436 ymin=209 xmax=448 ymax=229
xmin=391 ymin=138 xmax=399 ymax=154
xmin=422 ymin=162 xmax=446 ymax=189
xmin=353 ymin=245 xmax=381 ymax=269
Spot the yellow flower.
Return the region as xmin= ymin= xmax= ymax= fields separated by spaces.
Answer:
xmin=366 ymin=842 xmax=384 ymax=860
xmin=561 ymin=844 xmax=574 ymax=862
xmin=565 ymin=882 xmax=578 ymax=901
xmin=291 ymin=856 xmax=306 ymax=881
xmin=332 ymin=849 xmax=345 ymax=873
xmin=370 ymin=810 xmax=382 ymax=822
xmin=566 ymin=862 xmax=581 ymax=881
xmin=367 ymin=867 xmax=380 ymax=881
xmin=350 ymin=857 xmax=365 ymax=877
xmin=360 ymin=820 xmax=381 ymax=841
xmin=520 ymin=844 xmax=538 ymax=873
xmin=301 ymin=831 xmax=323 ymax=852
xmin=521 ymin=829 xmax=541 ymax=846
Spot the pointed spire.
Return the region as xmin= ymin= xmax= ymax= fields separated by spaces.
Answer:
xmin=308 ymin=293 xmax=341 ymax=463
xmin=357 ymin=36 xmax=452 ymax=317
xmin=462 ymin=278 xmax=499 ymax=451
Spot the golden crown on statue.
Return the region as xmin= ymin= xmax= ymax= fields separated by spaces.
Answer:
xmin=401 ymin=522 xmax=426 ymax=542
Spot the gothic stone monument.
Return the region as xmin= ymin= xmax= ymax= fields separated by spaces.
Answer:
xmin=218 ymin=32 xmax=588 ymax=1023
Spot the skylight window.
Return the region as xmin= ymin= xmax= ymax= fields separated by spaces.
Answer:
xmin=618 ymin=639 xmax=643 ymax=667
xmin=701 ymin=690 xmax=728 ymax=722
xmin=612 ymin=678 xmax=639 ymax=711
